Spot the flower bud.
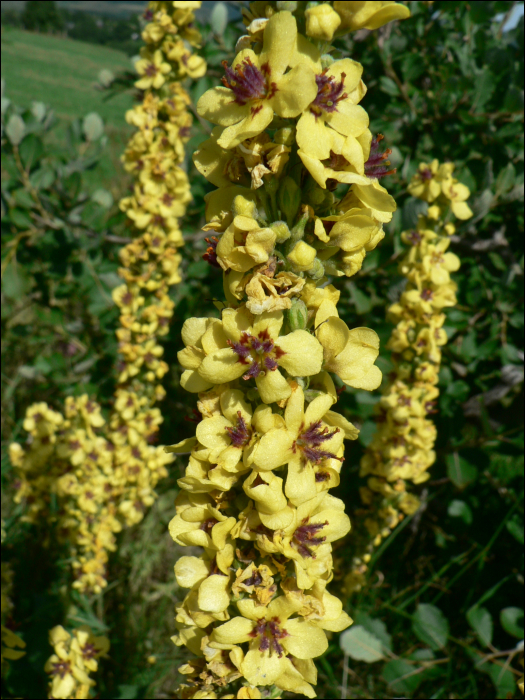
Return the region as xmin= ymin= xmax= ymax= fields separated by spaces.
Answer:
xmin=306 ymin=257 xmax=325 ymax=280
xmin=427 ymin=205 xmax=441 ymax=220
xmin=444 ymin=222 xmax=455 ymax=235
xmin=286 ymin=298 xmax=308 ymax=331
xmin=305 ymin=3 xmax=342 ymax=41
xmin=232 ymin=194 xmax=256 ymax=218
xmin=321 ymin=53 xmax=336 ymax=70
xmin=270 ymin=220 xmax=291 ymax=243
xmin=278 ymin=176 xmax=301 ymax=226
xmin=287 ymin=241 xmax=317 ymax=272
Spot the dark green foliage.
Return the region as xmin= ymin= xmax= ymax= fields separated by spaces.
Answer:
xmin=20 ymin=1 xmax=64 ymax=34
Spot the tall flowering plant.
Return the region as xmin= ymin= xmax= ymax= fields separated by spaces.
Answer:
xmin=9 ymin=1 xmax=204 ymax=596
xmin=168 ymin=2 xmax=409 ymax=697
xmin=345 ymin=160 xmax=473 ymax=594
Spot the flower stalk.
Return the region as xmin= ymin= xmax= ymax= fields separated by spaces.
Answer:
xmin=344 ymin=160 xmax=473 ymax=595
xmin=9 ymin=0 xmax=205 ymax=596
xmin=169 ymin=3 xmax=409 ymax=697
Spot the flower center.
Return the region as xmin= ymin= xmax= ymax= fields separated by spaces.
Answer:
xmin=430 ymin=252 xmax=445 ymax=265
xmin=52 ymin=660 xmax=71 ymax=679
xmin=311 ymin=70 xmax=347 ymax=115
xmin=292 ymin=517 xmax=328 ymax=558
xmin=228 ymin=330 xmax=286 ymax=380
xmin=294 ymin=420 xmax=341 ymax=464
xmin=225 ymin=411 xmax=252 ymax=448
xmin=364 ymin=134 xmax=396 ymax=180
xmin=203 ymin=236 xmax=220 ymax=268
xmin=420 ymin=167 xmax=433 ymax=181
xmin=421 ymin=288 xmax=434 ymax=301
xmin=406 ymin=229 xmax=422 ymax=245
xmin=221 ymin=58 xmax=277 ymax=106
xmin=249 ymin=616 xmax=289 ymax=656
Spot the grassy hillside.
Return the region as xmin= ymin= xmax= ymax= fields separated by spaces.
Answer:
xmin=1 ymin=26 xmax=135 ymax=190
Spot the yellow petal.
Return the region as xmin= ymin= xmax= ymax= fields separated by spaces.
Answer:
xmin=218 ymin=102 xmax=274 ymax=150
xmin=253 ymin=429 xmax=294 ymax=470
xmin=282 ymin=619 xmax=328 ymax=658
xmin=277 ymin=330 xmax=323 ymax=377
xmin=255 ymin=369 xmax=291 ymax=404
xmin=242 ymin=648 xmax=288 ymax=687
xmin=284 ymin=384 xmax=305 ymax=435
xmin=198 ymin=574 xmax=231 ymax=613
xmin=197 ymin=86 xmax=248 ymax=126
xmin=213 ymin=617 xmax=254 ymax=645
xmin=259 ymin=506 xmax=295 ymax=530
xmin=304 ymin=392 xmax=335 ymax=425
xmin=259 ymin=10 xmax=296 ymax=77
xmin=174 ymin=556 xmax=209 ymax=588
xmin=323 ymin=410 xmax=359 ymax=440
xmin=198 ymin=348 xmax=246 ymax=384
xmin=286 ymin=457 xmax=317 ymax=506
xmin=181 ymin=369 xmax=214 ymax=393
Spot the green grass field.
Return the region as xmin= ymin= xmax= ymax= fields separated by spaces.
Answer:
xmin=1 ymin=25 xmax=135 ymax=190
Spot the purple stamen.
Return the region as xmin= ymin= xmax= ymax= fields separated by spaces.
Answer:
xmin=221 ymin=58 xmax=277 ymax=106
xmin=294 ymin=420 xmax=343 ymax=464
xmin=365 ymin=134 xmax=396 ymax=180
xmin=312 ymin=70 xmax=347 ymax=114
xmin=292 ymin=519 xmax=328 ymax=558
xmin=225 ymin=412 xmax=252 ymax=448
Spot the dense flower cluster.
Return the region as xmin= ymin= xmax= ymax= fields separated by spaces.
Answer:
xmin=9 ymin=1 xmax=204 ymax=595
xmin=170 ymin=4 xmax=408 ymax=697
xmin=44 ymin=625 xmax=109 ymax=699
xmin=344 ymin=160 xmax=472 ymax=594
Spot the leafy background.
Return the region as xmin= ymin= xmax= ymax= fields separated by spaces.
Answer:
xmin=1 ymin=1 xmax=523 ymax=698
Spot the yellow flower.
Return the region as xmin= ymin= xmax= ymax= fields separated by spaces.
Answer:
xmin=334 ymin=1 xmax=411 ymax=33
xmin=418 ymin=238 xmax=460 ymax=285
xmin=253 ymin=384 xmax=357 ymax=506
xmin=197 ymin=308 xmax=324 ymax=404
xmin=216 ymin=215 xmax=276 ymax=273
xmin=197 ymin=12 xmax=317 ymax=149
xmin=441 ymin=179 xmax=473 ymax=219
xmin=211 ymin=596 xmax=328 ymax=688
xmin=297 ymin=59 xmax=369 ymax=162
xmin=407 ymin=160 xmax=453 ymax=202
xmin=135 ymin=49 xmax=172 ymax=90
xmin=314 ymin=300 xmax=382 ymax=390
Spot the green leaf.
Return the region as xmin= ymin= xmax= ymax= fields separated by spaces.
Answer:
xmin=506 ymin=517 xmax=524 ymax=544
xmin=382 ymin=659 xmax=422 ymax=696
xmin=339 ymin=625 xmax=384 ymax=662
xmin=500 ymin=607 xmax=524 ymax=638
xmin=19 ymin=134 xmax=44 ymax=171
xmin=91 ymin=188 xmax=113 ymax=209
xmin=9 ymin=208 xmax=33 ymax=229
xmin=353 ymin=613 xmax=393 ymax=653
xmin=5 ymin=114 xmax=25 ymax=145
xmin=358 ymin=420 xmax=377 ymax=447
xmin=13 ymin=188 xmax=35 ymax=210
xmin=30 ymin=166 xmax=55 ymax=190
xmin=80 ymin=201 xmax=106 ymax=232
xmin=379 ymin=76 xmax=400 ymax=96
xmin=64 ymin=171 xmax=82 ymax=200
xmin=349 ymin=282 xmax=372 ymax=314
xmin=412 ymin=603 xmax=449 ymax=650
xmin=488 ymin=663 xmax=516 ymax=699
xmin=448 ymin=499 xmax=473 ymax=525
xmin=446 ymin=452 xmax=478 ymax=489
xmin=495 ymin=163 xmax=516 ymax=195
xmin=2 ymin=263 xmax=31 ymax=299
xmin=467 ymin=606 xmax=493 ymax=647
xmin=473 ymin=68 xmax=495 ymax=111
xmin=117 ymin=685 xmax=139 ymax=700
xmin=82 ymin=112 xmax=104 ymax=141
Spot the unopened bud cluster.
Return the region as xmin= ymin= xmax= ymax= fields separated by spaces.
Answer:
xmin=345 ymin=160 xmax=472 ymax=594
xmin=9 ymin=1 xmax=204 ymax=597
xmin=169 ymin=2 xmax=409 ymax=697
